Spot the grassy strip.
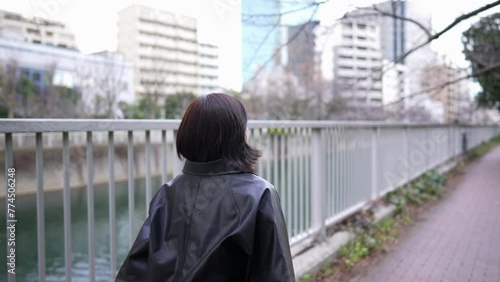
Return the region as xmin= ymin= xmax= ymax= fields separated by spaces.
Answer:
xmin=469 ymin=136 xmax=500 ymax=159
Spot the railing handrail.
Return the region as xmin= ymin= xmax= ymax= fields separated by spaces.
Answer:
xmin=1 ymin=118 xmax=497 ymax=133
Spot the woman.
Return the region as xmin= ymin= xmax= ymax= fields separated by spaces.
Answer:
xmin=116 ymin=93 xmax=295 ymax=282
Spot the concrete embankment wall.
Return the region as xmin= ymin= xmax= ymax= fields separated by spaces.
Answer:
xmin=0 ymin=142 xmax=179 ymax=197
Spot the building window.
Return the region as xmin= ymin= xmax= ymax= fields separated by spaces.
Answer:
xmin=32 ymin=40 xmax=41 ymax=44
xmin=57 ymin=44 xmax=67 ymax=48
xmin=357 ymin=57 xmax=367 ymax=61
xmin=32 ymin=72 xmax=41 ymax=82
xmin=46 ymin=31 xmax=53 ymax=36
xmin=60 ymin=34 xmax=74 ymax=40
xmin=343 ymin=35 xmax=353 ymax=39
xmin=343 ymin=22 xmax=353 ymax=29
xmin=357 ymin=46 xmax=367 ymax=50
xmin=357 ymin=36 xmax=367 ymax=40
xmin=27 ymin=28 xmax=40 ymax=35
xmin=339 ymin=66 xmax=353 ymax=70
xmin=339 ymin=55 xmax=353 ymax=60
xmin=357 ymin=24 xmax=367 ymax=30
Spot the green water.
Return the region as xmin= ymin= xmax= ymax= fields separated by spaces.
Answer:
xmin=0 ymin=177 xmax=164 ymax=282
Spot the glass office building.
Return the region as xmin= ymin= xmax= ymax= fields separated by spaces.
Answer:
xmin=241 ymin=0 xmax=282 ymax=86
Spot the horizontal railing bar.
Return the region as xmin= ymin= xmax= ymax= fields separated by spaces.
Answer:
xmin=248 ymin=120 xmax=456 ymax=129
xmin=0 ymin=119 xmax=182 ymax=133
xmin=1 ymin=119 xmax=498 ymax=133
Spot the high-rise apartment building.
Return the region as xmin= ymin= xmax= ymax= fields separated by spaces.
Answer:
xmin=382 ymin=60 xmax=409 ymax=109
xmin=284 ymin=16 xmax=383 ymax=108
xmin=332 ymin=18 xmax=384 ymax=107
xmin=421 ymin=63 xmax=471 ymax=123
xmin=199 ymin=43 xmax=219 ymax=94
xmin=118 ymin=4 xmax=219 ymax=99
xmin=241 ymin=0 xmax=282 ymax=86
xmin=0 ymin=9 xmax=77 ymax=49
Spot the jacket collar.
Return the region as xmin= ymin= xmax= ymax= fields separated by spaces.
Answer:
xmin=182 ymin=159 xmax=243 ymax=176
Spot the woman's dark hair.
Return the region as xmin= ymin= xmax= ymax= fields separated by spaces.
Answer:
xmin=176 ymin=93 xmax=261 ymax=173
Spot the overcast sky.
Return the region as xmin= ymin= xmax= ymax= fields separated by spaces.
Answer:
xmin=0 ymin=0 xmax=498 ymax=91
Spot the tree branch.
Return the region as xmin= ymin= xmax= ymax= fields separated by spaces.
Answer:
xmin=391 ymin=0 xmax=500 ymax=65
xmin=354 ymin=5 xmax=432 ymax=38
xmin=384 ymin=61 xmax=500 ymax=107
xmin=241 ymin=1 xmax=328 ymax=20
xmin=243 ymin=5 xmax=320 ymax=90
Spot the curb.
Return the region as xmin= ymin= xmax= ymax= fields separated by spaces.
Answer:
xmin=292 ymin=204 xmax=397 ymax=280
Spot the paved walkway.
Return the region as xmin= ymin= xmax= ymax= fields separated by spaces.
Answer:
xmin=352 ymin=146 xmax=500 ymax=282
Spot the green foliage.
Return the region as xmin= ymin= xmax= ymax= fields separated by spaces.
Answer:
xmin=470 ymin=136 xmax=500 ymax=158
xmin=54 ymin=85 xmax=78 ymax=105
xmin=338 ymin=217 xmax=400 ymax=269
xmin=266 ymin=128 xmax=291 ymax=137
xmin=334 ymin=170 xmax=448 ymax=273
xmin=299 ymin=273 xmax=313 ymax=282
xmin=164 ymin=92 xmax=196 ymax=119
xmin=17 ymin=76 xmax=37 ymax=98
xmin=385 ymin=170 xmax=447 ymax=212
xmin=0 ymin=104 xmax=8 ymax=118
xmin=462 ymin=13 xmax=500 ymax=111
xmin=121 ymin=96 xmax=162 ymax=119
xmin=384 ymin=191 xmax=406 ymax=214
xmin=319 ymin=264 xmax=334 ymax=276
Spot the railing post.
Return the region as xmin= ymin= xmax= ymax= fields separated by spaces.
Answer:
xmin=311 ymin=128 xmax=326 ymax=241
xmin=5 ymin=133 xmax=14 ymax=282
xmin=36 ymin=132 xmax=46 ymax=282
xmin=425 ymin=127 xmax=430 ymax=169
xmin=404 ymin=126 xmax=410 ymax=185
xmin=371 ymin=127 xmax=379 ymax=201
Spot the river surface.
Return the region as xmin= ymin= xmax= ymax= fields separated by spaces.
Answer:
xmin=0 ymin=176 xmax=164 ymax=282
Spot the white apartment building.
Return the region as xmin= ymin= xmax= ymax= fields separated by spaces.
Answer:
xmin=331 ymin=18 xmax=383 ymax=107
xmin=118 ymin=4 xmax=219 ymax=99
xmin=0 ymin=37 xmax=134 ymax=117
xmin=199 ymin=43 xmax=219 ymax=94
xmin=382 ymin=60 xmax=410 ymax=115
xmin=0 ymin=9 xmax=77 ymax=49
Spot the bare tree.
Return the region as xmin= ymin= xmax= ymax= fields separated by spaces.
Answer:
xmin=92 ymin=53 xmax=128 ymax=118
xmin=0 ymin=58 xmax=20 ymax=118
xmin=141 ymin=62 xmax=168 ymax=119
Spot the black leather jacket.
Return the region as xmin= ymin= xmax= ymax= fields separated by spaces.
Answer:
xmin=116 ymin=159 xmax=295 ymax=282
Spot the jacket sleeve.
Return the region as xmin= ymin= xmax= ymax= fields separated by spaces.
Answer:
xmin=248 ymin=188 xmax=295 ymax=282
xmin=115 ymin=217 xmax=151 ymax=282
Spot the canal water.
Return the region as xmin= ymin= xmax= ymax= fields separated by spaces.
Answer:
xmin=0 ymin=177 xmax=164 ymax=282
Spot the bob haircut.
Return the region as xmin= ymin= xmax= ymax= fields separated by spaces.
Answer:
xmin=176 ymin=93 xmax=261 ymax=173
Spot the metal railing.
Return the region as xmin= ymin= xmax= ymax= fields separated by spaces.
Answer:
xmin=1 ymin=119 xmax=499 ymax=282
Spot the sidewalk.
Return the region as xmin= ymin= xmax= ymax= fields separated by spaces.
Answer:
xmin=351 ymin=146 xmax=500 ymax=282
